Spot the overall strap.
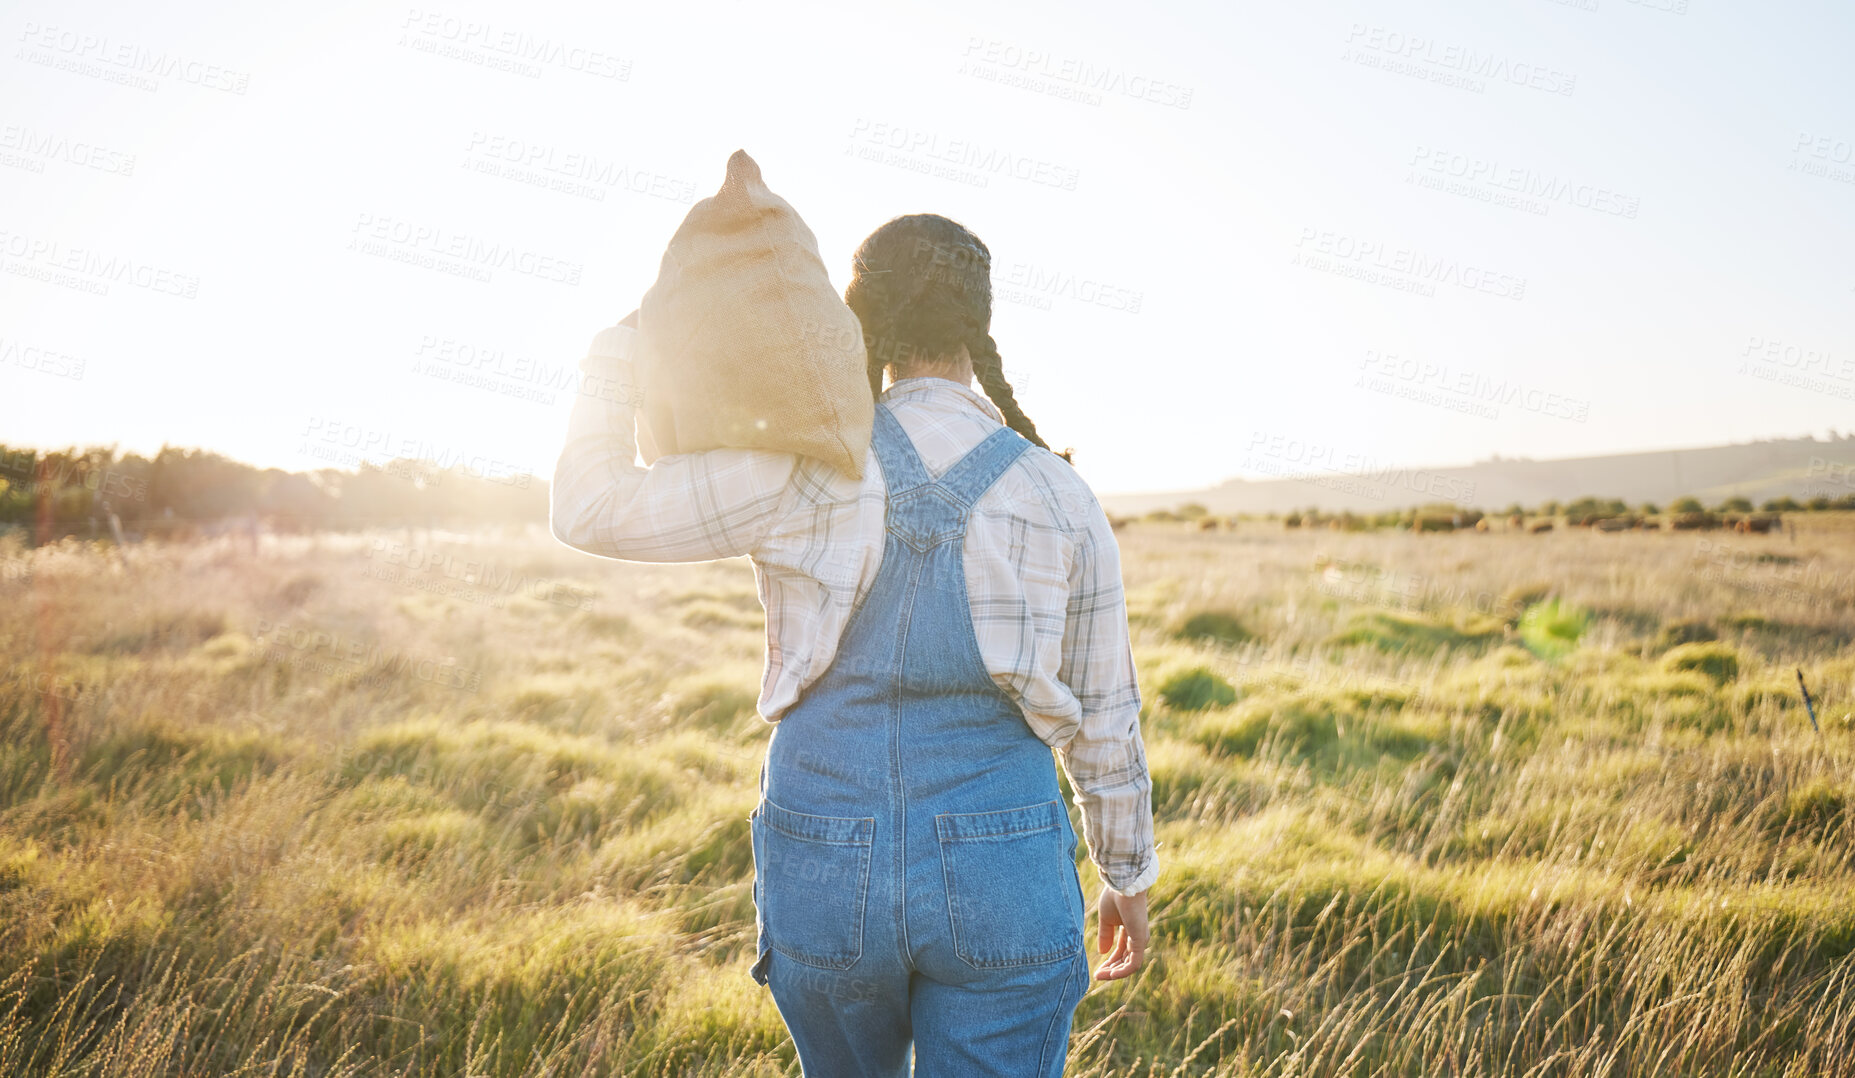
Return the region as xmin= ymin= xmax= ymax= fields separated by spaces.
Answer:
xmin=870 ymin=404 xmax=932 ymax=492
xmin=934 ymin=425 xmax=1032 ymax=507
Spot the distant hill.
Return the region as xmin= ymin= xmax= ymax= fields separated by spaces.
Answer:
xmin=1099 ymin=433 xmax=1855 ymax=516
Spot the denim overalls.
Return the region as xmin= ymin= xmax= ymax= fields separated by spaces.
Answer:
xmin=749 ymin=401 xmax=1092 ymax=1076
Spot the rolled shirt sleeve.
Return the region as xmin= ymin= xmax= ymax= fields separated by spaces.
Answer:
xmin=1053 ymin=498 xmax=1159 ymax=896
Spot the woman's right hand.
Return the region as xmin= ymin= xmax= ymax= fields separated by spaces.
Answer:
xmin=1094 ymin=887 xmax=1150 ymax=981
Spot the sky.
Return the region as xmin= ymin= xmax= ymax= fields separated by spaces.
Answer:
xmin=3 ymin=0 xmax=1852 ymax=498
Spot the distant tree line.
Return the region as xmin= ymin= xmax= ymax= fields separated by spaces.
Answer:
xmin=0 ymin=444 xmax=548 ymax=544
xmin=1132 ymin=492 xmax=1855 ymax=534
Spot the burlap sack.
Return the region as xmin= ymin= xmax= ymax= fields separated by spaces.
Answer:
xmin=635 ymin=150 xmax=873 ymax=479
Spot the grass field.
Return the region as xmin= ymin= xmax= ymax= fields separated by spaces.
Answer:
xmin=2 ymin=516 xmax=1853 ymax=1076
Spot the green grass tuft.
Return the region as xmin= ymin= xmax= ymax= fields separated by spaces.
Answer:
xmin=1328 ymin=610 xmax=1505 ymax=656
xmin=1172 ymin=609 xmax=1254 ymax=647
xmin=1517 ymin=598 xmax=1589 ymax=660
xmin=1662 ymin=641 xmax=1742 ymax=685
xmin=1157 ymin=666 xmax=1237 ymax=711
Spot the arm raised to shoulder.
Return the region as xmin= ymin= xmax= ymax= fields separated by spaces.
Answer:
xmin=550 ymin=319 xmax=798 ymax=563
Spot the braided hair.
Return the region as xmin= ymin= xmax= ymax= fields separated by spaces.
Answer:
xmin=843 ymin=214 xmax=1071 ymax=463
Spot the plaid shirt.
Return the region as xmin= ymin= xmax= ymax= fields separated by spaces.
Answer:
xmin=551 ymin=324 xmax=1158 ymax=895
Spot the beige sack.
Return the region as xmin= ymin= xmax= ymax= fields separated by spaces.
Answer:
xmin=635 ymin=150 xmax=873 ymax=479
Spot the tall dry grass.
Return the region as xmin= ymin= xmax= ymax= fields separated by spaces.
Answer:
xmin=1 ymin=516 xmax=1851 ymax=1075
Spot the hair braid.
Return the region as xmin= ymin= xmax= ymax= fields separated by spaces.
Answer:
xmin=850 ymin=260 xmax=892 ymax=398
xmin=969 ymin=332 xmax=1069 ymax=462
xmin=843 ymin=213 xmax=1072 ymax=464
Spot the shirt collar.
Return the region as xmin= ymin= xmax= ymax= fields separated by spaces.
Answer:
xmin=880 ymin=376 xmax=1005 ymax=425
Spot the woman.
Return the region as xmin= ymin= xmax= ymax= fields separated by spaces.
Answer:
xmin=551 ymin=213 xmax=1156 ymax=1076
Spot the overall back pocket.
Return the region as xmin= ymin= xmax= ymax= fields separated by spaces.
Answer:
xmin=753 ymin=797 xmax=875 ymax=970
xmin=936 ymin=798 xmax=1084 ymax=970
